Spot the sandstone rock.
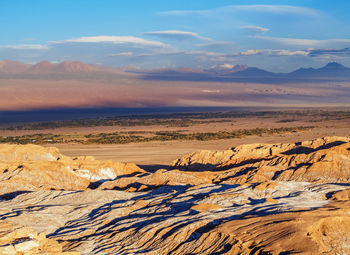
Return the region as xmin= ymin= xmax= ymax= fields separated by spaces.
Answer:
xmin=191 ymin=203 xmax=223 ymax=212
xmin=328 ymin=189 xmax=350 ymax=201
xmin=0 ymin=222 xmax=79 ymax=254
xmin=0 ymin=137 xmax=349 ymax=254
xmin=0 ymin=144 xmax=144 ymax=194
xmin=172 ymin=136 xmax=350 ymax=185
xmin=0 ymin=182 xmax=347 ymax=254
xmin=214 ymin=201 xmax=350 ymax=254
xmin=98 ymin=168 xmax=215 ymax=190
xmin=265 ymin=197 xmax=278 ymax=203
xmin=0 ymin=144 xmax=62 ymax=161
xmin=253 ymin=181 xmax=278 ymax=191
xmin=172 ymin=149 xmax=235 ymax=170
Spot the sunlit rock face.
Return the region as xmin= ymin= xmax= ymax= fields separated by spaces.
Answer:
xmin=0 ymin=137 xmax=350 ymax=254
xmin=0 ymin=221 xmax=79 ymax=254
xmin=0 ymin=144 xmax=144 ymax=194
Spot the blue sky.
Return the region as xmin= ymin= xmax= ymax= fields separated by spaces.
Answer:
xmin=1 ymin=0 xmax=350 ymax=71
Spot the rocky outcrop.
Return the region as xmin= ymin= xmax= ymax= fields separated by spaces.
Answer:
xmin=215 ymin=201 xmax=350 ymax=255
xmin=93 ymin=136 xmax=350 ymax=191
xmin=0 ymin=182 xmax=348 ymax=254
xmin=0 ymin=137 xmax=350 ymax=254
xmin=171 ymin=136 xmax=350 ymax=185
xmin=0 ymin=222 xmax=79 ymax=254
xmin=0 ymin=144 xmax=143 ymax=194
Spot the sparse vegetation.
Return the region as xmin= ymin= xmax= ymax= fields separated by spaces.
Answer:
xmin=2 ymin=109 xmax=350 ymax=131
xmin=4 ymin=118 xmax=231 ymax=130
xmin=0 ymin=126 xmax=314 ymax=145
xmin=276 ymin=119 xmax=297 ymax=123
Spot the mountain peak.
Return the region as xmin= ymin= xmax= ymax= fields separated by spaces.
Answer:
xmin=209 ymin=64 xmax=249 ymax=74
xmin=56 ymin=60 xmax=97 ymax=72
xmin=28 ymin=61 xmax=54 ymax=72
xmin=26 ymin=60 xmax=101 ymax=73
xmin=323 ymin=62 xmax=346 ymax=69
xmin=0 ymin=59 xmax=30 ymax=73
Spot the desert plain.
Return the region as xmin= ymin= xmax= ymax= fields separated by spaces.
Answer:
xmin=0 ymin=108 xmax=347 ymax=166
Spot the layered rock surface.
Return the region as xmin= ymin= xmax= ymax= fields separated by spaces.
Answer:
xmin=0 ymin=144 xmax=143 ymax=194
xmin=0 ymin=222 xmax=79 ymax=254
xmin=0 ymin=138 xmax=349 ymax=254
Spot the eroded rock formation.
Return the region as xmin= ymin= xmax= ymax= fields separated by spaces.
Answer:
xmin=0 ymin=137 xmax=349 ymax=254
xmin=0 ymin=144 xmax=143 ymax=194
xmin=0 ymin=222 xmax=79 ymax=254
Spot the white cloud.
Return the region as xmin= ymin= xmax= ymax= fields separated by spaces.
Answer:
xmin=242 ymin=26 xmax=269 ymax=33
xmin=0 ymin=44 xmax=48 ymax=50
xmin=236 ymin=49 xmax=309 ymax=56
xmin=255 ymin=36 xmax=350 ymax=48
xmin=107 ymin=49 xmax=237 ymax=68
xmin=113 ymin=50 xmax=224 ymax=58
xmin=144 ymin=30 xmax=211 ymax=41
xmin=0 ymin=35 xmax=176 ymax=68
xmin=51 ymin=36 xmax=168 ymax=47
xmin=109 ymin=52 xmax=134 ymax=56
xmin=214 ymin=64 xmax=235 ymax=69
xmin=232 ymin=5 xmax=318 ymax=16
xmin=2 ymin=33 xmax=350 ymax=71
xmin=181 ymin=50 xmax=222 ymax=56
xmin=160 ymin=5 xmax=319 ymax=16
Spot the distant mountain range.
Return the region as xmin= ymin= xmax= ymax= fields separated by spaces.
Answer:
xmin=0 ymin=60 xmax=132 ymax=80
xmin=136 ymin=62 xmax=350 ymax=83
xmin=0 ymin=60 xmax=118 ymax=74
xmin=0 ymin=59 xmax=349 ymax=83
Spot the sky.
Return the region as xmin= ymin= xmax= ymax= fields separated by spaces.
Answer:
xmin=1 ymin=0 xmax=350 ymax=72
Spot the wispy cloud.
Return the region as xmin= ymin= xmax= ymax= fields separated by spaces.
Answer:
xmin=111 ymin=50 xmax=225 ymax=58
xmin=309 ymin=48 xmax=350 ymax=57
xmin=232 ymin=5 xmax=319 ymax=16
xmin=255 ymin=36 xmax=350 ymax=48
xmin=0 ymin=35 xmax=174 ymax=67
xmin=51 ymin=36 xmax=168 ymax=47
xmin=2 ymin=34 xmax=350 ymax=72
xmin=235 ymin=49 xmax=309 ymax=56
xmin=144 ymin=30 xmax=211 ymax=41
xmin=159 ymin=5 xmax=319 ymax=16
xmin=0 ymin=44 xmax=48 ymax=50
xmin=242 ymin=26 xmax=269 ymax=33
xmin=109 ymin=52 xmax=134 ymax=57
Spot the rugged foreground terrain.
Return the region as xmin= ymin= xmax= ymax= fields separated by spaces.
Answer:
xmin=0 ymin=137 xmax=350 ymax=254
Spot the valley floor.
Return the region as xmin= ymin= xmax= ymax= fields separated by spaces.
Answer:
xmin=54 ymin=124 xmax=350 ymax=167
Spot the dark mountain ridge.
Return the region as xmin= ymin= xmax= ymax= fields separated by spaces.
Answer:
xmin=0 ymin=59 xmax=349 ymax=83
xmin=138 ymin=61 xmax=350 ymax=83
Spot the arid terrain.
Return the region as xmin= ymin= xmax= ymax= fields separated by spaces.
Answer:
xmin=0 ymin=109 xmax=350 ymax=254
xmin=3 ymin=1 xmax=350 ymax=254
xmin=0 ymin=135 xmax=350 ymax=254
xmin=1 ymin=108 xmax=349 ymax=167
